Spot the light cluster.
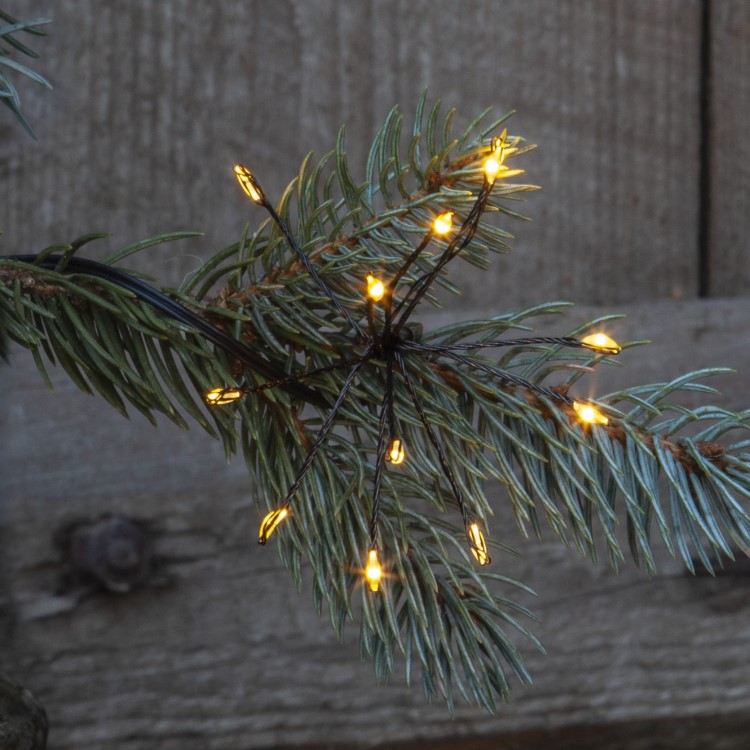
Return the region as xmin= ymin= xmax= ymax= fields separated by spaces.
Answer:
xmin=209 ymin=136 xmax=621 ymax=591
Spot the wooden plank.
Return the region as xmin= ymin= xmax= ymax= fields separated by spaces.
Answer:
xmin=3 ymin=297 xmax=750 ymax=749
xmin=4 ymin=0 xmax=746 ymax=746
xmin=377 ymin=713 xmax=750 ymax=750
xmin=1 ymin=0 xmax=701 ymax=311
xmin=708 ymin=2 xmax=750 ymax=296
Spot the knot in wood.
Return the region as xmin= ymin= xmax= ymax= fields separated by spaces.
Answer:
xmin=63 ymin=516 xmax=152 ymax=593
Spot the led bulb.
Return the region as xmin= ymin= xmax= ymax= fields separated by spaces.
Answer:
xmin=386 ymin=438 xmax=405 ymax=465
xmin=258 ymin=508 xmax=288 ymax=545
xmin=233 ymin=164 xmax=263 ymax=203
xmin=484 ymin=130 xmax=523 ymax=182
xmin=366 ymin=274 xmax=385 ymax=302
xmin=205 ymin=387 xmax=243 ymax=405
xmin=365 ymin=548 xmax=382 ymax=592
xmin=484 ymin=155 xmax=502 ymax=182
xmin=581 ymin=333 xmax=622 ymax=355
xmin=484 ymin=135 xmax=504 ymax=182
xmin=432 ymin=212 xmax=453 ymax=236
xmin=468 ymin=522 xmax=491 ymax=566
xmin=573 ymin=401 xmax=609 ymax=426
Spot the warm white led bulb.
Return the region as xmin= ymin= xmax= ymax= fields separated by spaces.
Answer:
xmin=386 ymin=438 xmax=405 ymax=465
xmin=432 ymin=212 xmax=453 ymax=235
xmin=205 ymin=387 xmax=243 ymax=405
xmin=468 ymin=522 xmax=491 ymax=566
xmin=484 ymin=155 xmax=501 ymax=182
xmin=258 ymin=508 xmax=289 ymax=545
xmin=366 ymin=274 xmax=385 ymax=302
xmin=581 ymin=333 xmax=621 ymax=355
xmin=365 ymin=548 xmax=382 ymax=592
xmin=233 ymin=164 xmax=263 ymax=203
xmin=572 ymin=401 xmax=609 ymax=426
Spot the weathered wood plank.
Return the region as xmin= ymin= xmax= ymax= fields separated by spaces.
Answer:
xmin=4 ymin=2 xmax=749 ymax=747
xmin=1 ymin=0 xmax=701 ymax=310
xmin=3 ymin=297 xmax=750 ymax=749
xmin=708 ymin=1 xmax=750 ymax=297
xmin=377 ymin=713 xmax=750 ymax=750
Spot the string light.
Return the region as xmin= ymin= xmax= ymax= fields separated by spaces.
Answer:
xmin=484 ymin=134 xmax=505 ymax=183
xmin=573 ymin=401 xmax=609 ymax=426
xmin=205 ymin=387 xmax=243 ymax=405
xmin=234 ymin=163 xmax=367 ymax=339
xmin=365 ymin=548 xmax=382 ymax=592
xmin=483 ymin=130 xmax=525 ymax=183
xmin=366 ymin=273 xmax=386 ymax=302
xmin=8 ymin=130 xmax=628 ymax=592
xmin=258 ymin=508 xmax=289 ymax=544
xmin=233 ymin=164 xmax=263 ymax=203
xmin=223 ymin=135 xmax=624 ymax=582
xmin=484 ymin=156 xmax=501 ymax=183
xmin=468 ymin=522 xmax=491 ymax=566
xmin=432 ymin=212 xmax=453 ymax=235
xmin=386 ymin=438 xmax=405 ymax=465
xmin=581 ymin=333 xmax=621 ymax=355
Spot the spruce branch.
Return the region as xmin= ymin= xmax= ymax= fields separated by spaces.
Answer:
xmin=2 ymin=96 xmax=750 ymax=711
xmin=0 ymin=8 xmax=52 ymax=138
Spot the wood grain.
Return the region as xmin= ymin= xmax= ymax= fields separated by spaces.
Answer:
xmin=708 ymin=1 xmax=750 ymax=297
xmin=3 ymin=1 xmax=750 ymax=747
xmin=1 ymin=0 xmax=701 ymax=310
xmin=3 ymin=297 xmax=750 ymax=749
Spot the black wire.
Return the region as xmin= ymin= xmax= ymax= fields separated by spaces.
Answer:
xmin=259 ymin=196 xmax=367 ymax=340
xmin=369 ymin=383 xmax=392 ymax=548
xmin=385 ymin=348 xmax=396 ymax=445
xmin=215 ymin=353 xmax=372 ymax=398
xmin=437 ymin=349 xmax=572 ymax=406
xmin=402 ymin=337 xmax=587 ymax=353
xmin=277 ymin=352 xmax=371 ymax=511
xmin=5 ymin=254 xmax=329 ymax=408
xmin=392 ymin=184 xmax=490 ymax=333
xmin=387 ymin=230 xmax=434 ymax=293
xmin=396 ymin=350 xmax=471 ymax=530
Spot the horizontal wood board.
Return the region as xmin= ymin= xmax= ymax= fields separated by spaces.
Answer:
xmin=4 ymin=0 xmax=750 ymax=747
xmin=1 ymin=0 xmax=704 ymax=309
xmin=3 ymin=297 xmax=750 ymax=749
xmin=708 ymin=1 xmax=750 ymax=296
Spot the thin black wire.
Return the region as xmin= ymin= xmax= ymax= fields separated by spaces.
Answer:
xmin=388 ymin=230 xmax=434 ymax=292
xmin=276 ymin=350 xmax=371 ymax=514
xmin=392 ymin=184 xmax=491 ymax=333
xmin=369 ymin=383 xmax=392 ymax=549
xmin=6 ymin=254 xmax=328 ymax=407
xmin=366 ymin=295 xmax=377 ymax=338
xmin=437 ymin=349 xmax=572 ymax=406
xmin=403 ymin=337 xmax=587 ymax=353
xmin=255 ymin=190 xmax=367 ymax=340
xmin=212 ymin=353 xmax=372 ymax=399
xmin=385 ymin=348 xmax=397 ymax=448
xmin=396 ymin=350 xmax=471 ymax=531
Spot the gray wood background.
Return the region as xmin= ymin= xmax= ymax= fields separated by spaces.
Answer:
xmin=2 ymin=1 xmax=750 ymax=748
